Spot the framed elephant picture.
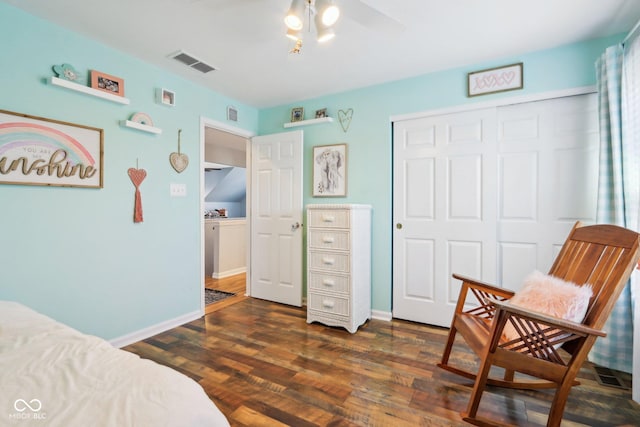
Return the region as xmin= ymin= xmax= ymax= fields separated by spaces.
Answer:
xmin=313 ymin=143 xmax=347 ymax=197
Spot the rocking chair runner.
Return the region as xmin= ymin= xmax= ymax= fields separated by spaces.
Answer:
xmin=438 ymin=222 xmax=640 ymax=427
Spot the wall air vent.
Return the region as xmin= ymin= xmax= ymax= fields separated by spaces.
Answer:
xmin=168 ymin=50 xmax=217 ymax=74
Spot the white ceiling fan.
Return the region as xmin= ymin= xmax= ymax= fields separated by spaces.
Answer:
xmin=338 ymin=1 xmax=405 ymax=33
xmin=283 ymin=0 xmax=404 ymax=52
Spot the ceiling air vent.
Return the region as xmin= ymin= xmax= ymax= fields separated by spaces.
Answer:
xmin=169 ymin=50 xmax=217 ymax=74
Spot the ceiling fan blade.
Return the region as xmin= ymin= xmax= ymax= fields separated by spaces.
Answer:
xmin=341 ymin=0 xmax=405 ymax=33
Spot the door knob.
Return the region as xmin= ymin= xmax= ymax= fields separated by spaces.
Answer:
xmin=291 ymin=222 xmax=302 ymax=231
xmin=396 ymin=223 xmax=403 ymax=229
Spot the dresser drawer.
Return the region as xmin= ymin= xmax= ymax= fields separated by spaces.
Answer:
xmin=308 ymin=230 xmax=350 ymax=250
xmin=308 ymin=209 xmax=350 ymax=228
xmin=308 ymin=292 xmax=350 ymax=316
xmin=308 ymin=250 xmax=350 ymax=273
xmin=308 ymin=271 xmax=350 ymax=294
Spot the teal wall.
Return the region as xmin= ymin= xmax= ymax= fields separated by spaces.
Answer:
xmin=0 ymin=3 xmax=258 ymax=340
xmin=0 ymin=1 xmax=622 ymax=339
xmin=258 ymin=34 xmax=621 ymax=314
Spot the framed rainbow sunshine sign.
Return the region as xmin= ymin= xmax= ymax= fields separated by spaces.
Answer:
xmin=0 ymin=109 xmax=103 ymax=188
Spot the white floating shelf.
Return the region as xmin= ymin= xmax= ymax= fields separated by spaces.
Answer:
xmin=120 ymin=120 xmax=162 ymax=134
xmin=49 ymin=76 xmax=130 ymax=105
xmin=284 ymin=116 xmax=334 ymax=128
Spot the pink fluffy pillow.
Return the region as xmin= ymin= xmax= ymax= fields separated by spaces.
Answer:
xmin=502 ymin=270 xmax=593 ymax=342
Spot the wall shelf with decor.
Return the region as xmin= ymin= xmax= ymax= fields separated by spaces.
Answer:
xmin=284 ymin=117 xmax=333 ymax=128
xmin=49 ymin=76 xmax=130 ymax=105
xmin=120 ymin=120 xmax=162 ymax=134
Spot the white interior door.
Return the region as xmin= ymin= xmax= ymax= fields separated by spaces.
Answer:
xmin=392 ymin=93 xmax=598 ymax=326
xmin=250 ymin=130 xmax=303 ymax=306
xmin=392 ymin=108 xmax=497 ymax=327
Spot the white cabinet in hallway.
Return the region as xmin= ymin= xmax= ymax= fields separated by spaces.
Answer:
xmin=205 ymin=218 xmax=246 ymax=279
xmin=306 ymin=204 xmax=372 ymax=333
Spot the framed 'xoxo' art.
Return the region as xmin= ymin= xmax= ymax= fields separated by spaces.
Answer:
xmin=467 ymin=62 xmax=523 ymax=97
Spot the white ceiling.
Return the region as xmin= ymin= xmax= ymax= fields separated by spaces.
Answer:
xmin=5 ymin=0 xmax=640 ymax=108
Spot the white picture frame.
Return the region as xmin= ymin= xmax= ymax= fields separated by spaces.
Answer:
xmin=157 ymin=88 xmax=176 ymax=106
xmin=313 ymin=143 xmax=347 ymax=197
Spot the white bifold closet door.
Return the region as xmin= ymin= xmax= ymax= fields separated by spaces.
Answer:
xmin=392 ymin=93 xmax=599 ymax=327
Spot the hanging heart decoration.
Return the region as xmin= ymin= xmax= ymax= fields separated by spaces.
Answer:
xmin=338 ymin=108 xmax=354 ymax=133
xmin=170 ymin=129 xmax=189 ymax=173
xmin=170 ymin=152 xmax=189 ymax=173
xmin=127 ymin=166 xmax=147 ymax=223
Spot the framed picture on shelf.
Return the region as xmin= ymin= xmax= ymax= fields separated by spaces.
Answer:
xmin=157 ymin=88 xmax=176 ymax=107
xmin=315 ymin=108 xmax=327 ymax=118
xmin=90 ymin=70 xmax=125 ymax=97
xmin=0 ymin=109 xmax=104 ymax=188
xmin=313 ymin=143 xmax=347 ymax=197
xmin=291 ymin=107 xmax=304 ymax=122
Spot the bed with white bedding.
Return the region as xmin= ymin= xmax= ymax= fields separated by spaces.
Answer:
xmin=0 ymin=301 xmax=229 ymax=427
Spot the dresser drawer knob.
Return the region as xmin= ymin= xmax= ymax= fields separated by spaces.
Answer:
xmin=322 ymin=257 xmax=335 ymax=265
xmin=322 ymin=215 xmax=335 ymax=223
xmin=322 ymin=236 xmax=335 ymax=243
xmin=322 ymin=279 xmax=335 ymax=287
xmin=322 ymin=299 xmax=335 ymax=308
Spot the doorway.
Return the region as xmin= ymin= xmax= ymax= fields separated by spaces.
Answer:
xmin=200 ymin=118 xmax=254 ymax=312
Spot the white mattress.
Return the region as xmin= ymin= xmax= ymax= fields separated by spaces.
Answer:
xmin=0 ymin=301 xmax=229 ymax=426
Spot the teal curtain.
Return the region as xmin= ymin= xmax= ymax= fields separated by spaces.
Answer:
xmin=592 ymin=40 xmax=640 ymax=373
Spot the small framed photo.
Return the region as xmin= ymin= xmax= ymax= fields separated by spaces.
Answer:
xmin=315 ymin=108 xmax=327 ymax=118
xmin=291 ymin=107 xmax=304 ymax=122
xmin=158 ymin=88 xmax=176 ymax=106
xmin=467 ymin=62 xmax=523 ymax=97
xmin=90 ymin=70 xmax=125 ymax=97
xmin=313 ymin=143 xmax=347 ymax=197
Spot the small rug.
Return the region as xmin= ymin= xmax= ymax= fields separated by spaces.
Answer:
xmin=205 ymin=288 xmax=236 ymax=305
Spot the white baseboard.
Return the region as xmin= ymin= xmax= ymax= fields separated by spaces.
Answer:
xmin=109 ymin=309 xmax=203 ymax=348
xmin=371 ymin=309 xmax=392 ymax=322
xmin=212 ymin=267 xmax=246 ymax=279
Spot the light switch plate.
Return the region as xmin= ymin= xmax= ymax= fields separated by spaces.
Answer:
xmin=170 ymin=183 xmax=186 ymax=197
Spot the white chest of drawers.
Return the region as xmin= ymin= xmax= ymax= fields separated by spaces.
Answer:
xmin=306 ymin=204 xmax=372 ymax=333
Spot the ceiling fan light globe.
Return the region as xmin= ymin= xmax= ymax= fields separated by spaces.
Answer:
xmin=321 ymin=5 xmax=340 ymax=26
xmin=285 ymin=0 xmax=306 ymax=30
xmin=286 ymin=28 xmax=301 ymax=41
xmin=317 ymin=27 xmax=335 ymax=43
xmin=285 ymin=15 xmax=303 ymax=31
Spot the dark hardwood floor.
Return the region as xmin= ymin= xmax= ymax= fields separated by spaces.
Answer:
xmin=125 ymin=278 xmax=639 ymax=426
xmin=204 ymin=273 xmax=248 ymax=314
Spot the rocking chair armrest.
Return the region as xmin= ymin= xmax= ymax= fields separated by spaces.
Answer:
xmin=452 ymin=274 xmax=515 ymax=299
xmin=486 ymin=297 xmax=606 ymax=338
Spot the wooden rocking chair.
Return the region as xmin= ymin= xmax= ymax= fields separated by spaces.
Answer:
xmin=438 ymin=222 xmax=640 ymax=427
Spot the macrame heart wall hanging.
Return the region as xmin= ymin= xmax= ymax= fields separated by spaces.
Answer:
xmin=170 ymin=129 xmax=189 ymax=173
xmin=128 ymin=160 xmax=147 ymax=223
